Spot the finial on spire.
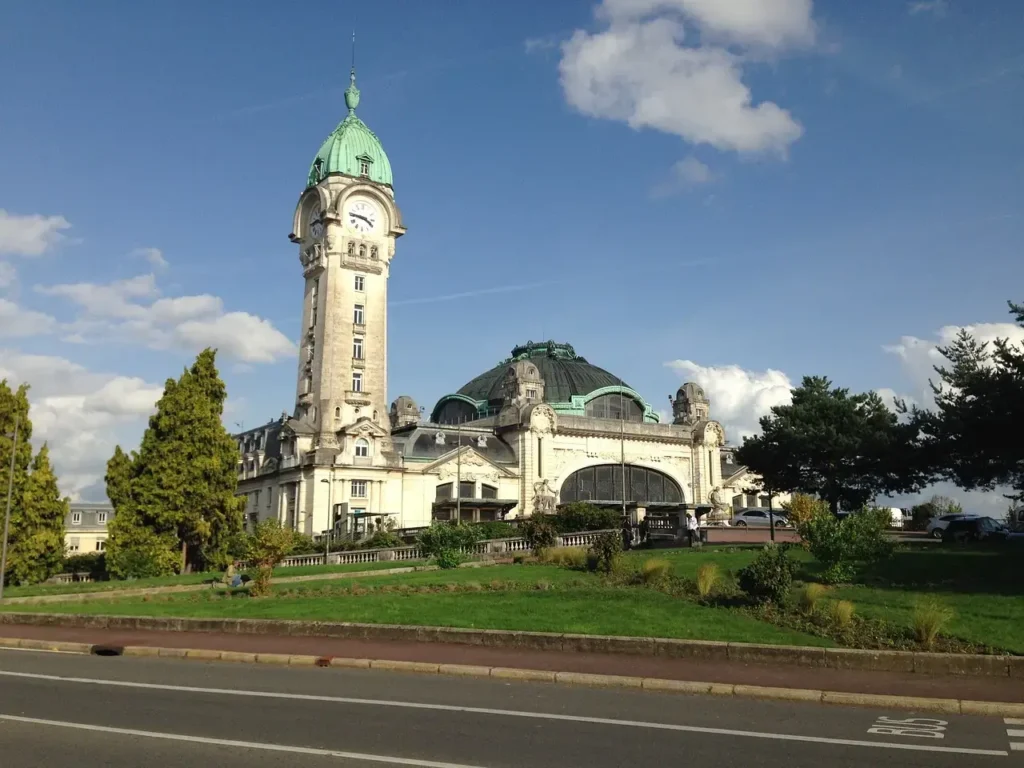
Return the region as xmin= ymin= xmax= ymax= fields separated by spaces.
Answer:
xmin=345 ymin=30 xmax=361 ymax=114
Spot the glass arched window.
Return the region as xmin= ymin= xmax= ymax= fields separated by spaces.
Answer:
xmin=559 ymin=464 xmax=683 ymax=504
xmin=585 ymin=394 xmax=644 ymax=422
xmin=435 ymin=399 xmax=477 ymax=425
xmin=354 ymin=439 xmax=370 ymax=458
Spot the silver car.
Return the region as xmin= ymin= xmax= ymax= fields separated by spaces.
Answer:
xmin=925 ymin=513 xmax=978 ymax=539
xmin=729 ymin=509 xmax=789 ymax=528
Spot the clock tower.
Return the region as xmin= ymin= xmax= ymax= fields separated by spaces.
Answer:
xmin=290 ymin=66 xmax=405 ymax=457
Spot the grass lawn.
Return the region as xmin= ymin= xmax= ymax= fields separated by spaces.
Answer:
xmin=0 ymin=560 xmax=425 ymax=599
xmin=1 ymin=563 xmax=828 ymax=647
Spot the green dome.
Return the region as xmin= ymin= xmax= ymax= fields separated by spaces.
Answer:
xmin=457 ymin=342 xmax=631 ymax=404
xmin=307 ymin=69 xmax=393 ymax=188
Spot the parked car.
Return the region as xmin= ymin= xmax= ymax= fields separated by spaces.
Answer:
xmin=925 ymin=513 xmax=979 ymax=539
xmin=941 ymin=517 xmax=1008 ymax=544
xmin=729 ymin=509 xmax=789 ymax=528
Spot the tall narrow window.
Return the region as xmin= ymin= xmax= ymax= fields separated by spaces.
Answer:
xmin=354 ymin=439 xmax=370 ymax=458
xmin=351 ymin=480 xmax=367 ymax=498
xmin=353 ymin=337 xmax=363 ymax=359
xmin=353 ymin=304 xmax=364 ymax=325
xmin=359 ymin=160 xmax=370 ymax=176
xmin=71 ymin=511 xmax=82 ymax=525
xmin=303 ymin=375 xmax=313 ymax=394
xmin=352 ymin=372 xmax=363 ymax=392
xmin=354 ymin=274 xmax=365 ymax=292
xmin=97 ymin=511 xmax=107 ymax=524
xmin=334 ymin=406 xmax=341 ymax=418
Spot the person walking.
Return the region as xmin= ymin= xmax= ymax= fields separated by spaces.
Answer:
xmin=685 ymin=512 xmax=698 ymax=547
xmin=621 ymin=518 xmax=634 ymax=551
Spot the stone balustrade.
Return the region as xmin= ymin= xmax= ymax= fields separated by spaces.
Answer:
xmin=277 ymin=529 xmax=616 ymax=569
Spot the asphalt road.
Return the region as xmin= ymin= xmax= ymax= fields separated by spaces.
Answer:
xmin=0 ymin=648 xmax=1017 ymax=767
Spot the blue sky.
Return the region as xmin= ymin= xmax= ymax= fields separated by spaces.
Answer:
xmin=1 ymin=0 xmax=1022 ymax=509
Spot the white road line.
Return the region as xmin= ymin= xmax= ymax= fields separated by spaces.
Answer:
xmin=1010 ymin=743 xmax=1022 ymax=752
xmin=1007 ymin=730 xmax=1024 ymax=738
xmin=0 ymin=646 xmax=81 ymax=655
xmin=0 ymin=715 xmax=487 ymax=768
xmin=0 ymin=669 xmax=1008 ymax=757
xmin=1007 ymin=718 xmax=1024 ymax=726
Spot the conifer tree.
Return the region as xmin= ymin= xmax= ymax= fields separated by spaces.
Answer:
xmin=7 ymin=445 xmax=68 ymax=585
xmin=0 ymin=381 xmax=33 ymax=587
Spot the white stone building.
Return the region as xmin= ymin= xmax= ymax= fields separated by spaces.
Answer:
xmin=234 ymin=69 xmax=730 ymax=538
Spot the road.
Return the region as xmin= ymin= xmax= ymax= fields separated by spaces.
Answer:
xmin=0 ymin=648 xmax=1017 ymax=767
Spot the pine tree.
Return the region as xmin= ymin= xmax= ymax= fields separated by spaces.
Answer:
xmin=107 ymin=349 xmax=244 ymax=574
xmin=7 ymin=445 xmax=68 ymax=585
xmin=0 ymin=381 xmax=33 ymax=587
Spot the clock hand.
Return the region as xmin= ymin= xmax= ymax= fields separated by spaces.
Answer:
xmin=351 ymin=213 xmax=371 ymax=225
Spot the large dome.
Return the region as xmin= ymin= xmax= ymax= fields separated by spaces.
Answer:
xmin=457 ymin=341 xmax=630 ymax=404
xmin=307 ymin=70 xmax=393 ymax=189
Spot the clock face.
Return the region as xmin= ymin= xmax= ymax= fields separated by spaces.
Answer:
xmin=309 ymin=204 xmax=322 ymax=240
xmin=347 ymin=199 xmax=378 ymax=234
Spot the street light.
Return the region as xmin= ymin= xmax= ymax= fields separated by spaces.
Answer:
xmin=0 ymin=413 xmax=20 ymax=601
xmin=320 ymin=478 xmax=333 ymax=564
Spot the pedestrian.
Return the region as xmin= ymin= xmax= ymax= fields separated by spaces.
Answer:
xmin=638 ymin=517 xmax=649 ymax=545
xmin=621 ymin=518 xmax=633 ymax=551
xmin=685 ymin=512 xmax=698 ymax=547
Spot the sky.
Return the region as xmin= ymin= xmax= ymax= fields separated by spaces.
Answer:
xmin=1 ymin=0 xmax=1022 ymax=513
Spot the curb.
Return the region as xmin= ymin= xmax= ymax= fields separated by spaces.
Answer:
xmin=3 ymin=636 xmax=1023 ymax=718
xmin=2 ymin=612 xmax=1019 ymax=680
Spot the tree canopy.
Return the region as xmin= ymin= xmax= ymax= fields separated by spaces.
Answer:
xmin=902 ymin=300 xmax=1024 ymax=503
xmin=737 ymin=376 xmax=928 ymax=514
xmin=106 ymin=349 xmax=245 ymax=575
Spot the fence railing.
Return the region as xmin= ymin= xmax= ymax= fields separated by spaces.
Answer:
xmin=277 ymin=529 xmax=617 ymax=569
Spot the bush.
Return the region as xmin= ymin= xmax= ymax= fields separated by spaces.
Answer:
xmin=695 ymin=562 xmax=720 ymax=599
xmin=783 ymin=494 xmax=829 ymax=527
xmin=105 ymin=522 xmax=180 ymax=580
xmin=417 ymin=522 xmax=480 ymax=569
xmin=246 ymin=519 xmax=295 ymax=597
xmin=588 ymin=531 xmax=622 ymax=574
xmin=365 ymin=529 xmax=402 ymax=550
xmin=737 ymin=544 xmax=794 ymax=605
xmin=913 ymin=598 xmax=955 ymax=648
xmin=541 ymin=547 xmax=588 ymax=570
xmin=289 ymin=532 xmax=323 ymax=555
xmin=640 ymin=558 xmax=671 ymax=585
xmin=551 ymin=503 xmax=621 ymax=534
xmin=799 ymin=583 xmax=828 ymax=614
xmin=471 ymin=521 xmax=517 ymax=540
xmin=796 ymin=506 xmax=895 ymax=583
xmin=521 ymin=517 xmax=559 ymax=556
xmin=830 ymin=599 xmax=855 ymax=629
xmin=62 ymin=552 xmax=107 ymax=579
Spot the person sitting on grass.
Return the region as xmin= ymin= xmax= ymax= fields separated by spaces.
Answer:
xmin=222 ymin=561 xmax=243 ymax=588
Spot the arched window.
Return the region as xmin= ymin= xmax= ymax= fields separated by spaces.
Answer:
xmin=585 ymin=394 xmax=644 ymax=422
xmin=435 ymin=399 xmax=477 ymax=425
xmin=334 ymin=406 xmax=341 ymax=418
xmin=559 ymin=464 xmax=683 ymax=505
xmin=354 ymin=438 xmax=370 ymax=458
xmin=435 ymin=482 xmax=453 ymax=500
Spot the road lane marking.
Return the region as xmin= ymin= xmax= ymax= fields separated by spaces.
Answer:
xmin=1007 ymin=730 xmax=1024 ymax=738
xmin=867 ymin=716 xmax=946 ymax=739
xmin=0 ymin=646 xmax=81 ymax=655
xmin=0 ymin=715 xmax=488 ymax=767
xmin=0 ymin=670 xmax=1008 ymax=757
xmin=1006 ymin=719 xmax=1024 ymax=726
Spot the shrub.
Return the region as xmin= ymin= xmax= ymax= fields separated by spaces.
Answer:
xmin=783 ymin=494 xmax=829 ymax=527
xmin=417 ymin=522 xmax=480 ymax=569
xmin=552 ymin=503 xmax=621 ymax=534
xmin=365 ymin=529 xmax=402 ymax=550
xmin=542 ymin=547 xmax=588 ymax=570
xmin=640 ymin=558 xmax=671 ymax=585
xmin=913 ymin=598 xmax=955 ymax=648
xmin=695 ymin=562 xmax=720 ymax=598
xmin=512 ymin=553 xmax=527 ymax=565
xmin=247 ymin=519 xmax=295 ymax=597
xmin=830 ymin=599 xmax=855 ymax=629
xmin=62 ymin=552 xmax=107 ymax=579
xmin=588 ymin=531 xmax=622 ymax=574
xmin=105 ymin=523 xmax=180 ymax=580
xmin=289 ymin=532 xmax=323 ymax=555
xmin=521 ymin=517 xmax=559 ymax=556
xmin=796 ymin=505 xmax=895 ymax=582
xmin=471 ymin=521 xmax=517 ymax=540
xmin=737 ymin=545 xmax=794 ymax=605
xmin=799 ymin=583 xmax=828 ymax=614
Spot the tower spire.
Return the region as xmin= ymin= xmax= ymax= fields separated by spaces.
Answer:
xmin=345 ymin=31 xmax=360 ymax=115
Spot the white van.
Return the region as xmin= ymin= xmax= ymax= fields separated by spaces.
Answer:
xmin=880 ymin=507 xmax=905 ymax=529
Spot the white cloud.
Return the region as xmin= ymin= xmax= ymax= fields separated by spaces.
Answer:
xmin=0 ymin=262 xmax=16 ymax=290
xmin=558 ymin=0 xmax=811 ymax=155
xmin=883 ymin=321 xmax=1024 ymax=406
xmin=0 ymin=298 xmax=58 ymax=338
xmin=0 ymin=351 xmax=164 ymax=499
xmin=0 ymin=210 xmax=72 ymax=257
xmin=908 ymin=0 xmax=948 ymax=17
xmin=652 ymin=155 xmax=716 ymax=196
xmin=665 ymin=359 xmax=794 ymax=442
xmin=600 ymin=0 xmax=816 ymax=49
xmin=36 ymin=273 xmax=294 ymax=364
xmin=132 ymin=247 xmax=169 ymax=270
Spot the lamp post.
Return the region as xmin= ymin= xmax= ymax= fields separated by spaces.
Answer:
xmin=320 ymin=478 xmax=332 ymax=564
xmin=0 ymin=413 xmax=20 ymax=601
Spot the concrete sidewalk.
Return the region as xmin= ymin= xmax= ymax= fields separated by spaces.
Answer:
xmin=2 ymin=622 xmax=1021 ymax=705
